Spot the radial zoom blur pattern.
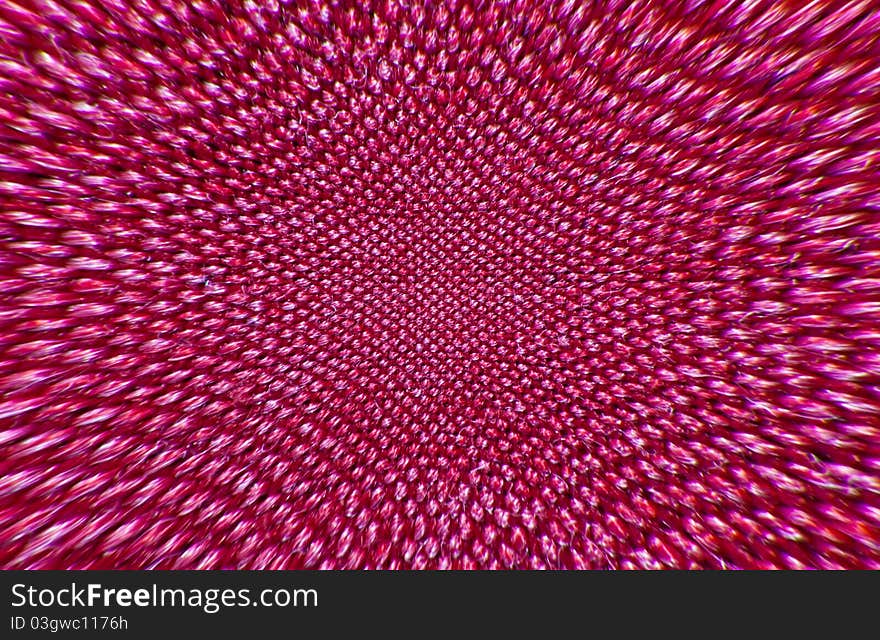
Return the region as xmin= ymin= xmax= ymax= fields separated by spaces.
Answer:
xmin=1 ymin=0 xmax=880 ymax=569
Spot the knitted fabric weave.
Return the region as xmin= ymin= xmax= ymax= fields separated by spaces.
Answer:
xmin=1 ymin=0 xmax=879 ymax=569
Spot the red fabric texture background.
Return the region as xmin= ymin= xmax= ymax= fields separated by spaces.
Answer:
xmin=1 ymin=0 xmax=879 ymax=568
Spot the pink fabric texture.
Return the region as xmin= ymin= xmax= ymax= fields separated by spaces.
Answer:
xmin=1 ymin=0 xmax=879 ymax=569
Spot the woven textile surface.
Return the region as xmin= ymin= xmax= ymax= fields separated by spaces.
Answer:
xmin=1 ymin=0 xmax=879 ymax=569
